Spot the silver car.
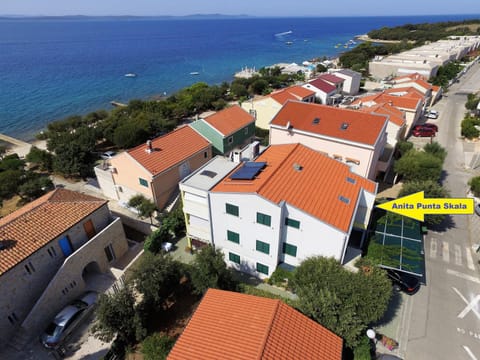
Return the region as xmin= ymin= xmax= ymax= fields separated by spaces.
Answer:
xmin=41 ymin=291 xmax=97 ymax=349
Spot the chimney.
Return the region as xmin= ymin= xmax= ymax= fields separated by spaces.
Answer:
xmin=146 ymin=140 xmax=153 ymax=153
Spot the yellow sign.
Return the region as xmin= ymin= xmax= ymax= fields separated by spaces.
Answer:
xmin=377 ymin=191 xmax=474 ymax=222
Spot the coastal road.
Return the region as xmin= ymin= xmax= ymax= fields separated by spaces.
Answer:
xmin=402 ymin=61 xmax=480 ymax=359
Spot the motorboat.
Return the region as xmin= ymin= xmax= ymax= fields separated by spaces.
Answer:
xmin=124 ymin=73 xmax=137 ymax=78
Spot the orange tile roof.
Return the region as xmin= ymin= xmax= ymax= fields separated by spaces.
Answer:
xmin=432 ymin=85 xmax=441 ymax=92
xmin=168 ymin=289 xmax=343 ymax=360
xmin=353 ymin=93 xmax=421 ymax=111
xmin=384 ymin=86 xmax=425 ymax=100
xmin=127 ymin=126 xmax=211 ymax=176
xmin=270 ymin=85 xmax=315 ymax=104
xmin=0 ymin=189 xmax=107 ymax=276
xmin=393 ymin=72 xmax=427 ymax=82
xmin=212 ymin=144 xmax=377 ymax=233
xmin=358 ymin=103 xmax=406 ymax=127
xmin=203 ymin=105 xmax=255 ymax=137
xmin=270 ymin=101 xmax=387 ymax=146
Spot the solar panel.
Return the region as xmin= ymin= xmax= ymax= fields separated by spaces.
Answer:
xmin=230 ymin=162 xmax=266 ymax=180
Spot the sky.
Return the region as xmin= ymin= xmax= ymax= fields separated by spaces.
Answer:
xmin=2 ymin=0 xmax=480 ymax=17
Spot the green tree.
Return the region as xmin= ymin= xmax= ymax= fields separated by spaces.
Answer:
xmin=93 ymin=285 xmax=139 ymax=345
xmin=461 ymin=115 xmax=480 ymax=139
xmin=128 ymin=194 xmax=157 ymax=223
xmin=190 ymin=245 xmax=238 ymax=295
xmin=423 ymin=142 xmax=447 ymax=163
xmin=394 ymin=149 xmax=443 ymax=182
xmin=18 ymin=175 xmax=54 ymax=201
xmin=469 ymin=176 xmax=480 ymax=197
xmin=395 ymin=140 xmax=413 ymax=157
xmin=291 ymin=257 xmax=391 ymax=348
xmin=143 ymin=227 xmax=171 ymax=253
xmin=249 ymin=79 xmax=269 ymax=95
xmin=465 ymin=94 xmax=480 ymax=111
xmin=131 ymin=252 xmax=181 ymax=308
xmin=26 ymin=146 xmax=54 ymax=172
xmin=0 ymin=153 xmax=25 ymax=171
xmin=0 ymin=169 xmax=23 ymax=199
xmin=161 ymin=206 xmax=186 ymax=237
xmin=399 ymin=180 xmax=450 ymax=226
xmin=141 ymin=333 xmax=175 ymax=360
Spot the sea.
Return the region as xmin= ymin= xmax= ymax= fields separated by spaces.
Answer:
xmin=0 ymin=14 xmax=479 ymax=140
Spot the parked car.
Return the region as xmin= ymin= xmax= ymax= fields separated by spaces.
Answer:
xmin=413 ymin=123 xmax=438 ymax=132
xmin=426 ymin=110 xmax=439 ymax=119
xmin=41 ymin=291 xmax=97 ymax=349
xmin=100 ymin=151 xmax=116 ymax=160
xmin=386 ymin=269 xmax=420 ymax=295
xmin=412 ymin=127 xmax=436 ymax=137
xmin=475 ymin=202 xmax=480 ymax=217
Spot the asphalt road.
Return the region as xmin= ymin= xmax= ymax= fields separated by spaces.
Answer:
xmin=402 ymin=61 xmax=480 ymax=360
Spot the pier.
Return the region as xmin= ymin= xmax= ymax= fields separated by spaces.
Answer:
xmin=110 ymin=101 xmax=127 ymax=107
xmin=0 ymin=133 xmax=33 ymax=158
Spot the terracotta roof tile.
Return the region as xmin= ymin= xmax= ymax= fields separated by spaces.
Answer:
xmin=319 ymin=73 xmax=345 ymax=84
xmin=0 ymin=189 xmax=107 ymax=276
xmin=270 ymin=85 xmax=315 ymax=104
xmin=384 ymin=86 xmax=425 ymax=100
xmin=353 ymin=93 xmax=421 ymax=110
xmin=308 ymin=78 xmax=337 ymax=93
xmin=127 ymin=126 xmax=211 ymax=176
xmin=203 ymin=105 xmax=255 ymax=137
xmin=270 ymin=101 xmax=387 ymax=146
xmin=358 ymin=103 xmax=406 ymax=127
xmin=168 ymin=289 xmax=343 ymax=360
xmin=212 ymin=144 xmax=377 ymax=233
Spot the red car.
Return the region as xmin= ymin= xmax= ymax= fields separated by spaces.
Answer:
xmin=412 ymin=127 xmax=436 ymax=137
xmin=414 ymin=124 xmax=438 ymax=132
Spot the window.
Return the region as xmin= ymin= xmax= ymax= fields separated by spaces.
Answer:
xmin=283 ymin=243 xmax=297 ymax=257
xmin=24 ymin=262 xmax=35 ymax=275
xmin=7 ymin=312 xmax=18 ymax=325
xmin=104 ymin=244 xmax=116 ymax=262
xmin=227 ymin=230 xmax=240 ymax=244
xmin=47 ymin=247 xmax=58 ymax=258
xmin=244 ymin=127 xmax=249 ymax=135
xmin=285 ymin=217 xmax=300 ymax=229
xmin=256 ymin=262 xmax=269 ymax=275
xmin=204 ymin=151 xmax=208 ymax=158
xmin=226 ymin=203 xmax=239 ymax=217
xmin=256 ymin=240 xmax=270 ymax=254
xmin=228 ymin=136 xmax=233 ymax=144
xmin=256 ymin=212 xmax=271 ymax=227
xmin=229 ymin=252 xmax=240 ymax=264
xmin=139 ymin=178 xmax=148 ymax=187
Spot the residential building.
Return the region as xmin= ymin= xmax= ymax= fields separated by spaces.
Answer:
xmin=180 ymin=156 xmax=239 ymax=249
xmin=269 ymin=101 xmax=388 ymax=180
xmin=369 ymin=36 xmax=480 ymax=80
xmin=302 ymin=74 xmax=344 ymax=105
xmin=0 ymin=189 xmax=129 ymax=347
xmin=189 ymin=105 xmax=255 ymax=155
xmin=95 ymin=126 xmax=212 ymax=210
xmin=329 ymin=68 xmax=362 ymax=95
xmin=241 ymin=85 xmax=315 ymax=130
xmin=352 ymin=91 xmax=423 ymax=134
xmin=390 ymin=73 xmax=442 ymax=106
xmin=210 ymin=144 xmax=377 ymax=278
xmin=168 ymin=289 xmax=343 ymax=360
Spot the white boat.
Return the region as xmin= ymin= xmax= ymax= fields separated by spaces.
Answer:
xmin=190 ymin=72 xmax=200 ymax=75
xmin=275 ymin=30 xmax=293 ymax=37
xmin=124 ymin=73 xmax=137 ymax=78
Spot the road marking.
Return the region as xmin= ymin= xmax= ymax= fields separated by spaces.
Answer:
xmin=430 ymin=238 xmax=437 ymax=259
xmin=466 ymin=248 xmax=476 ymax=271
xmin=447 ymin=269 xmax=480 ymax=284
xmin=452 ymin=287 xmax=480 ymax=320
xmin=463 ymin=346 xmax=478 ymax=360
xmin=455 ymin=244 xmax=462 ymax=266
xmin=443 ymin=241 xmax=450 ymax=262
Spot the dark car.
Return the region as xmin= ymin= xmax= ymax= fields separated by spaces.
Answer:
xmin=41 ymin=291 xmax=97 ymax=349
xmin=386 ymin=269 xmax=420 ymax=294
xmin=414 ymin=123 xmax=438 ymax=132
xmin=475 ymin=203 xmax=480 ymax=216
xmin=412 ymin=127 xmax=436 ymax=137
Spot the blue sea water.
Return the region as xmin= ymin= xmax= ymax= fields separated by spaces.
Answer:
xmin=0 ymin=14 xmax=479 ymax=140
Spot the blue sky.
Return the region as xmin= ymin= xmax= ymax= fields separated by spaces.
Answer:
xmin=2 ymin=0 xmax=480 ymax=17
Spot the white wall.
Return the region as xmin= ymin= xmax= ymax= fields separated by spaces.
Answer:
xmin=180 ymin=184 xmax=212 ymax=243
xmin=210 ymin=193 xmax=282 ymax=278
xmin=280 ymin=204 xmax=347 ymax=267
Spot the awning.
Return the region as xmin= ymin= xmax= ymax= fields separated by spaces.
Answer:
xmin=367 ymin=209 xmax=425 ymax=278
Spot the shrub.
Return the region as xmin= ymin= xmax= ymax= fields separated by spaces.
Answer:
xmin=268 ymin=267 xmax=293 ymax=288
xmin=469 ymin=176 xmax=480 ymax=197
xmin=141 ymin=333 xmax=175 ymax=360
xmin=461 ymin=115 xmax=480 ymax=139
xmin=144 ymin=227 xmax=171 ymax=253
